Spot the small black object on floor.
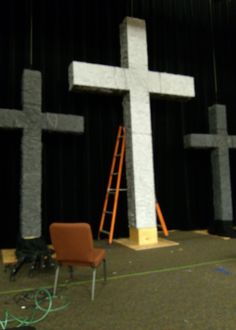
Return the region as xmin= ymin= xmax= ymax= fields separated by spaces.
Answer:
xmin=9 ymin=236 xmax=55 ymax=280
xmin=208 ymin=220 xmax=236 ymax=238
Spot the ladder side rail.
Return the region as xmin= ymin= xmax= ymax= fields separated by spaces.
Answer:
xmin=108 ymin=127 xmax=126 ymax=244
xmin=155 ymin=202 xmax=169 ymax=237
xmin=98 ymin=126 xmax=123 ymax=238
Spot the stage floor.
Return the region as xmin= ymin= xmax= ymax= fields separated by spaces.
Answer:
xmin=1 ymin=230 xmax=236 ymax=329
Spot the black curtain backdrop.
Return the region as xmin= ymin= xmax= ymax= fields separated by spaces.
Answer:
xmin=0 ymin=0 xmax=235 ymax=247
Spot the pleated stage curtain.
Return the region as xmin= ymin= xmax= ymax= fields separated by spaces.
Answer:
xmin=0 ymin=0 xmax=235 ymax=247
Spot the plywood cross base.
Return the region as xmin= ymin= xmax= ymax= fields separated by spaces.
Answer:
xmin=114 ymin=237 xmax=179 ymax=251
xmin=1 ymin=249 xmax=17 ymax=265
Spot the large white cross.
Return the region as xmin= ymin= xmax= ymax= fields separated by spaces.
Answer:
xmin=69 ymin=17 xmax=195 ymax=244
xmin=184 ymin=104 xmax=236 ymax=234
xmin=0 ymin=69 xmax=84 ymax=238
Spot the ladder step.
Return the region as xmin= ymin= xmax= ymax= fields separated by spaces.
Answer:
xmin=105 ymin=211 xmax=113 ymax=214
xmin=100 ymin=230 xmax=110 ymax=235
xmin=108 ymin=188 xmax=127 ymax=193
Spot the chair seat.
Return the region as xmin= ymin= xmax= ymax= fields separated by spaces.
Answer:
xmin=60 ymin=248 xmax=106 ymax=267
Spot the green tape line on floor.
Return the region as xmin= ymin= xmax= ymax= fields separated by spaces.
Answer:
xmin=1 ymin=257 xmax=236 ymax=296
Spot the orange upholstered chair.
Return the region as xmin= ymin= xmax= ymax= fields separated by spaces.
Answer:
xmin=49 ymin=222 xmax=107 ymax=301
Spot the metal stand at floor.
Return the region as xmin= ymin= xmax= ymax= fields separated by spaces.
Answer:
xmin=7 ymin=237 xmax=55 ymax=281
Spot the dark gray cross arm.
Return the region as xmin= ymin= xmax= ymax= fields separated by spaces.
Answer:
xmin=228 ymin=136 xmax=236 ymax=149
xmin=0 ymin=109 xmax=25 ymax=129
xmin=184 ymin=134 xmax=236 ymax=150
xmin=42 ymin=113 xmax=84 ymax=133
xmin=0 ymin=109 xmax=84 ymax=134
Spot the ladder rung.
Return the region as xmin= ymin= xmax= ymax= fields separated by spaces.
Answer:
xmin=100 ymin=230 xmax=110 ymax=235
xmin=105 ymin=211 xmax=113 ymax=214
xmin=108 ymin=188 xmax=127 ymax=193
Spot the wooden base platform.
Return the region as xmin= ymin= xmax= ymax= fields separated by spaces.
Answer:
xmin=1 ymin=249 xmax=17 ymax=265
xmin=114 ymin=237 xmax=179 ymax=251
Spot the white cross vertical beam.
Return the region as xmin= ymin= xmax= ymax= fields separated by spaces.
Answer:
xmin=120 ymin=19 xmax=156 ymax=235
xmin=69 ymin=17 xmax=194 ymax=245
xmin=0 ymin=69 xmax=84 ymax=238
xmin=184 ymin=104 xmax=236 ymax=234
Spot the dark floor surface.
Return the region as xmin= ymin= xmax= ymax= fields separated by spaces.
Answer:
xmin=1 ymin=230 xmax=236 ymax=330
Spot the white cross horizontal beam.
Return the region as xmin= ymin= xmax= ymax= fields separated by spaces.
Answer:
xmin=69 ymin=61 xmax=194 ymax=99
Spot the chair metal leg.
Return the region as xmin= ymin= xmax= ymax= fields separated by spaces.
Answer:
xmin=91 ymin=268 xmax=96 ymax=301
xmin=103 ymin=259 xmax=107 ymax=283
xmin=53 ymin=265 xmax=60 ymax=297
xmin=68 ymin=265 xmax=74 ymax=279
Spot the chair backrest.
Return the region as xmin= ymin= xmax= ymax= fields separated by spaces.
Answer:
xmin=50 ymin=223 xmax=94 ymax=262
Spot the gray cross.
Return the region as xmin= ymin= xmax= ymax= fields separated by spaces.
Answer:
xmin=69 ymin=17 xmax=194 ymax=239
xmin=184 ymin=104 xmax=235 ymax=229
xmin=0 ymin=69 xmax=84 ymax=238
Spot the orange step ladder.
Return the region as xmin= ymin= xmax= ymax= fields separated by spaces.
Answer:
xmin=98 ymin=126 xmax=168 ymax=244
xmin=98 ymin=126 xmax=126 ymax=244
